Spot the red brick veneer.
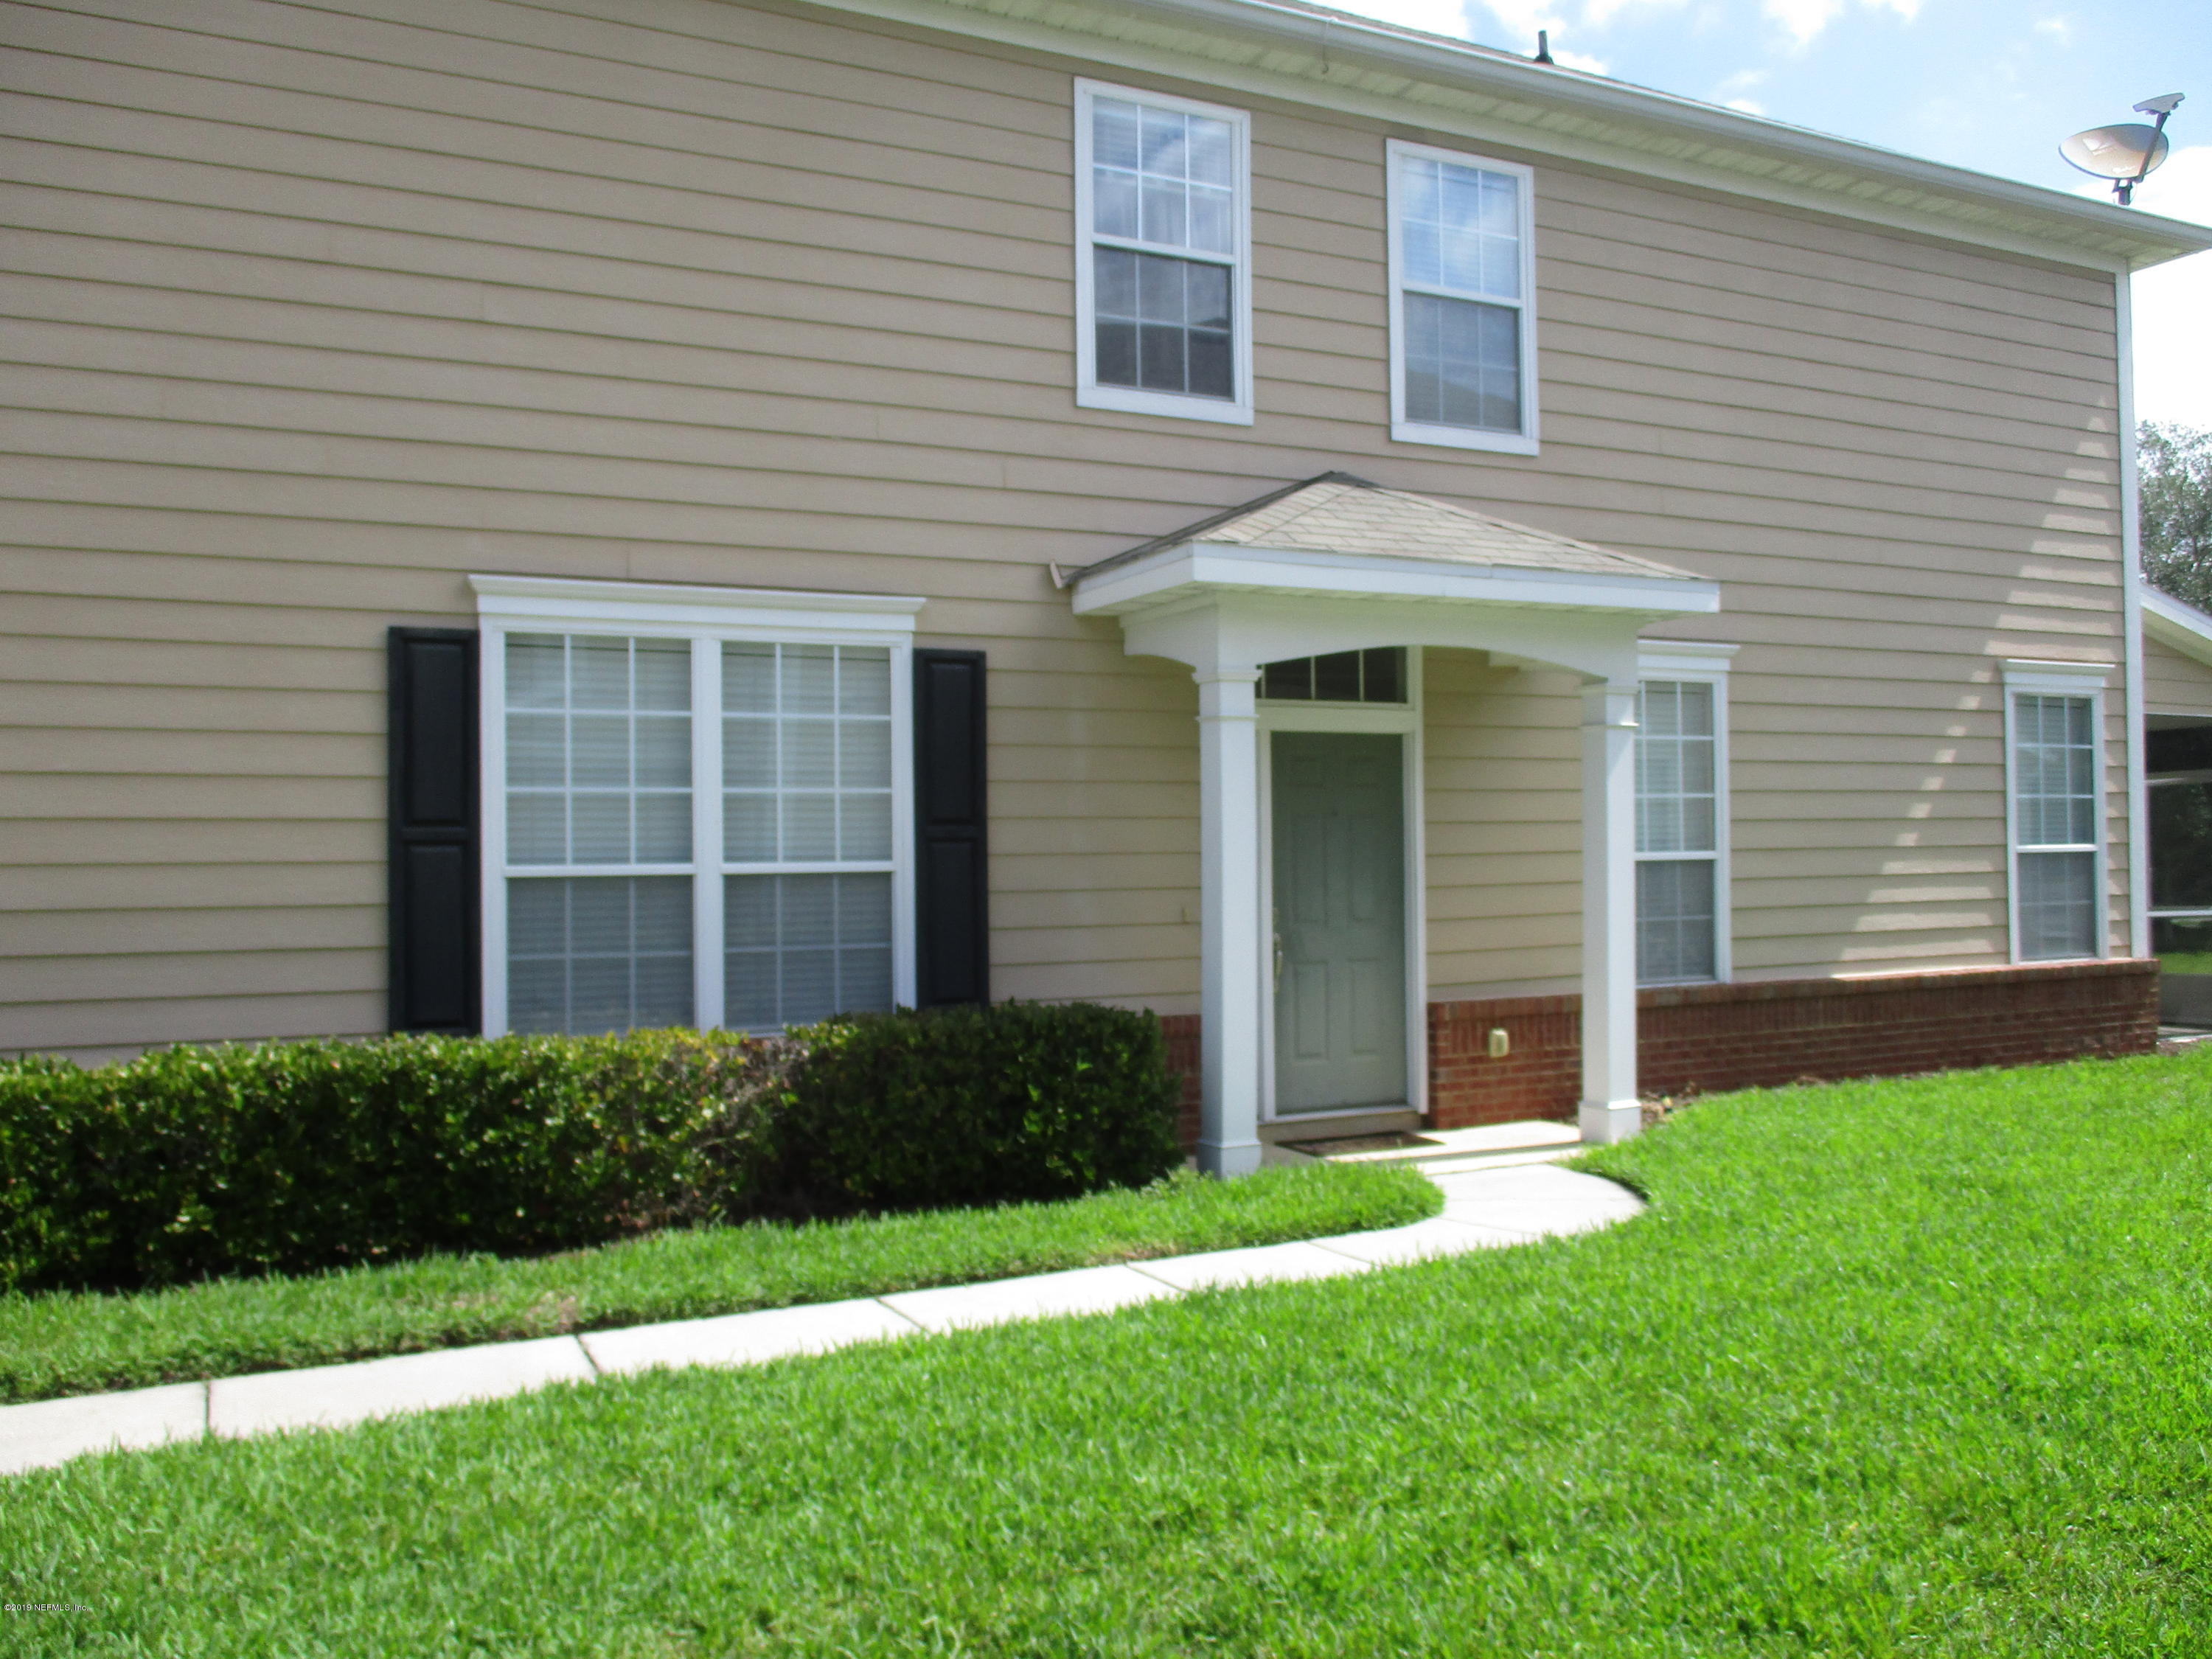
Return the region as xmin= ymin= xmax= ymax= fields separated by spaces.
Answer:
xmin=1430 ymin=959 xmax=2158 ymax=1127
xmin=1158 ymin=961 xmax=2158 ymax=1144
xmin=1161 ymin=1012 xmax=1203 ymax=1152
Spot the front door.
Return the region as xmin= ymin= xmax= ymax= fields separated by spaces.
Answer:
xmin=1270 ymin=731 xmax=1408 ymax=1114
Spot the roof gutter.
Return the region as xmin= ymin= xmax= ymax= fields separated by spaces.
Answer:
xmin=809 ymin=0 xmax=2212 ymax=270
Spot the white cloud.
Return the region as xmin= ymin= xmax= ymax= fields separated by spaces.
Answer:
xmin=2126 ymin=146 xmax=2212 ymax=431
xmin=1470 ymin=0 xmax=1570 ymax=39
xmin=1346 ymin=0 xmax=1478 ymax=36
xmin=2032 ymin=15 xmax=2071 ymax=44
xmin=1554 ymin=46 xmax=1613 ymax=72
xmin=1761 ymin=0 xmax=1918 ymax=49
xmin=1725 ymin=97 xmax=1767 ymax=114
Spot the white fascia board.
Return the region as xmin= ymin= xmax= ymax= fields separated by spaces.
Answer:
xmin=1069 ymin=541 xmax=1720 ymax=619
xmin=469 ymin=574 xmax=925 ymax=639
xmin=799 ymin=0 xmax=2212 ymax=274
xmin=2000 ymin=657 xmax=2113 ymax=693
xmin=2141 ymin=589 xmax=2212 ymax=667
xmin=1638 ymin=641 xmax=1741 ymax=676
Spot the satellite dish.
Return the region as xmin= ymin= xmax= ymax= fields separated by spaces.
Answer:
xmin=2062 ymin=123 xmax=2171 ymax=179
xmin=2061 ymin=94 xmax=2185 ymax=205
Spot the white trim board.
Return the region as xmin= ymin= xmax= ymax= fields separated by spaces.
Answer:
xmin=2142 ymin=590 xmax=2212 ymax=667
xmin=469 ymin=575 xmax=925 ymax=641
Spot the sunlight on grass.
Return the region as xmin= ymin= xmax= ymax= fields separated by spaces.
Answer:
xmin=0 ymin=1163 xmax=1436 ymax=1404
xmin=6 ymin=1053 xmax=2208 ymax=1655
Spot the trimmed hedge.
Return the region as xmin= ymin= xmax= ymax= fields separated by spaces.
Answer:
xmin=0 ymin=1032 xmax=791 ymax=1294
xmin=1 ymin=1003 xmax=1186 ymax=1294
xmin=779 ymin=1002 xmax=1183 ymax=1211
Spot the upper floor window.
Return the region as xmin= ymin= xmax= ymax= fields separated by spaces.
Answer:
xmin=1074 ymin=80 xmax=1253 ymax=425
xmin=1385 ymin=140 xmax=1538 ymax=456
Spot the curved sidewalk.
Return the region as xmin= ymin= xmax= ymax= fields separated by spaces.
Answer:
xmin=0 ymin=1161 xmax=1641 ymax=1479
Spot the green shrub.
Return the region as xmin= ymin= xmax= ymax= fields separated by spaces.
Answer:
xmin=777 ymin=1002 xmax=1183 ymax=1212
xmin=0 ymin=1032 xmax=796 ymax=1293
xmin=0 ymin=1004 xmax=1187 ymax=1295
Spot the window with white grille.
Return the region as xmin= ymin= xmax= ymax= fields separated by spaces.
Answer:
xmin=1635 ymin=676 xmax=1727 ymax=985
xmin=2011 ymin=690 xmax=2102 ymax=961
xmin=477 ymin=580 xmax=919 ymax=1037
xmin=1074 ymin=80 xmax=1252 ymax=425
xmin=1387 ymin=139 xmax=1538 ymax=455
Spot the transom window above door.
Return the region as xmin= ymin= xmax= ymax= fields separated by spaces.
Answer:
xmin=1074 ymin=80 xmax=1254 ymax=425
xmin=1259 ymin=649 xmax=1406 ymax=704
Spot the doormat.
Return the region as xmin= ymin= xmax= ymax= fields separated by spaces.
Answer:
xmin=1282 ymin=1131 xmax=1444 ymax=1158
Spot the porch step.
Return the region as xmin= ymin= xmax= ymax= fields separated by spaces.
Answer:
xmin=1279 ymin=1119 xmax=1583 ymax=1169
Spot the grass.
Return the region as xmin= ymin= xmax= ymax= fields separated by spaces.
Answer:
xmin=0 ymin=1162 xmax=1437 ymax=1406
xmin=6 ymin=1052 xmax=2210 ymax=1655
xmin=2157 ymin=950 xmax=2212 ymax=975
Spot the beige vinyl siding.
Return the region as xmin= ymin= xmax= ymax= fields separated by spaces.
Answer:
xmin=2145 ymin=633 xmax=2212 ymax=717
xmin=0 ymin=0 xmax=2126 ymax=1054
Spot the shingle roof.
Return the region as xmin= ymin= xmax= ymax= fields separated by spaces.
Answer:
xmin=1079 ymin=473 xmax=1705 ymax=585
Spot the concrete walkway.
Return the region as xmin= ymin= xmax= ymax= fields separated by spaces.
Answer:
xmin=0 ymin=1160 xmax=1641 ymax=1479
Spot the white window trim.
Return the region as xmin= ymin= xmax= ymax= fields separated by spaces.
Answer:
xmin=470 ymin=575 xmax=926 ymax=1036
xmin=1385 ymin=138 xmax=1540 ymax=456
xmin=2000 ymin=658 xmax=2112 ymax=964
xmin=1635 ymin=642 xmax=1736 ymax=986
xmin=1072 ymin=77 xmax=1255 ymax=426
xmin=1255 ymin=648 xmax=1425 ymax=1122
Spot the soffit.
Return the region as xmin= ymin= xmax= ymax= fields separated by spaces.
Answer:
xmin=793 ymin=0 xmax=2212 ymax=272
xmin=2144 ymin=589 xmax=2212 ymax=668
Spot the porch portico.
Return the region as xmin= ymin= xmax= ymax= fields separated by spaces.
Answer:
xmin=1070 ymin=474 xmax=1721 ymax=1176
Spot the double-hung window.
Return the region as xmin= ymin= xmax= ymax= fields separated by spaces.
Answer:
xmin=1074 ymin=79 xmax=1253 ymax=424
xmin=474 ymin=576 xmax=922 ymax=1036
xmin=2003 ymin=661 xmax=2108 ymax=962
xmin=1386 ymin=139 xmax=1539 ymax=454
xmin=1634 ymin=647 xmax=1734 ymax=985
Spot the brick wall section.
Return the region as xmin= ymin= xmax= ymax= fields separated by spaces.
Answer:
xmin=1161 ymin=1012 xmax=1203 ymax=1152
xmin=1161 ymin=961 xmax=2158 ymax=1141
xmin=1429 ymin=959 xmax=2159 ymax=1127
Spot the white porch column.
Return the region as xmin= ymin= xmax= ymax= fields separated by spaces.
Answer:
xmin=1580 ymin=682 xmax=1641 ymax=1144
xmin=1196 ymin=668 xmax=1265 ymax=1176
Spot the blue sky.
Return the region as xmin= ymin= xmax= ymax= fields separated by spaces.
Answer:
xmin=1333 ymin=0 xmax=2212 ymax=429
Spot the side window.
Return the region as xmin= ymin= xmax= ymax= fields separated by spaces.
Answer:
xmin=1386 ymin=139 xmax=1538 ymax=455
xmin=1074 ymin=79 xmax=1253 ymax=425
xmin=1635 ymin=678 xmax=1725 ymax=984
xmin=2010 ymin=692 xmax=2103 ymax=961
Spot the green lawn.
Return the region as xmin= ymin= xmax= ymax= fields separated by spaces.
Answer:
xmin=0 ymin=1163 xmax=1438 ymax=1405
xmin=7 ymin=1053 xmax=2211 ymax=1655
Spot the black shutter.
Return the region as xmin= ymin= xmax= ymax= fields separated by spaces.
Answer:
xmin=388 ymin=627 xmax=480 ymax=1034
xmin=914 ymin=648 xmax=989 ymax=1007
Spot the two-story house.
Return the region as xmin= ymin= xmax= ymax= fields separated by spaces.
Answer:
xmin=6 ymin=0 xmax=2211 ymax=1172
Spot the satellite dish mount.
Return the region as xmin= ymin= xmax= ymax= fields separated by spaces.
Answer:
xmin=2061 ymin=93 xmax=2185 ymax=206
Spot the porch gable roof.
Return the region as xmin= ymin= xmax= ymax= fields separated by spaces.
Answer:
xmin=1068 ymin=473 xmax=1719 ymax=621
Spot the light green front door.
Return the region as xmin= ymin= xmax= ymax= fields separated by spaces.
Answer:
xmin=1271 ymin=731 xmax=1408 ymax=1114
